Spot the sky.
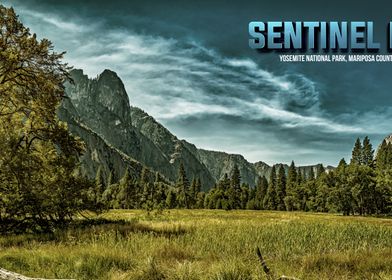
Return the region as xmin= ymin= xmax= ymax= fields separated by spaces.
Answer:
xmin=3 ymin=0 xmax=392 ymax=166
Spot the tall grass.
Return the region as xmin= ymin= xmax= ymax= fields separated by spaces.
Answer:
xmin=0 ymin=210 xmax=391 ymax=279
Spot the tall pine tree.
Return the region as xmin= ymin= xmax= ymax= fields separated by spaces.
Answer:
xmin=362 ymin=136 xmax=374 ymax=166
xmin=176 ymin=163 xmax=190 ymax=208
xmin=285 ymin=161 xmax=298 ymax=211
xmin=351 ymin=138 xmax=362 ymax=165
xmin=228 ymin=164 xmax=241 ymax=209
xmin=276 ymin=164 xmax=287 ymax=211
xmin=255 ymin=176 xmax=268 ymax=209
xmin=263 ymin=165 xmax=277 ymax=210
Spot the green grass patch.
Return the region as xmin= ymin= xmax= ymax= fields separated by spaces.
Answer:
xmin=0 ymin=210 xmax=392 ymax=279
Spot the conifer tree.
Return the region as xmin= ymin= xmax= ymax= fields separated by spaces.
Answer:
xmin=228 ymin=164 xmax=241 ymax=209
xmin=196 ymin=178 xmax=202 ymax=193
xmin=285 ymin=161 xmax=298 ymax=211
xmin=189 ymin=178 xmax=198 ymax=208
xmin=107 ymin=170 xmax=114 ymax=188
xmin=166 ymin=189 xmax=177 ymax=209
xmin=240 ymin=183 xmax=250 ymax=209
xmin=276 ymin=164 xmax=287 ymax=210
xmin=263 ymin=165 xmax=277 ymax=210
xmin=153 ymin=173 xmax=166 ymax=210
xmin=308 ymin=167 xmax=315 ymax=181
xmin=316 ymin=164 xmax=326 ymax=178
xmin=297 ymin=169 xmax=303 ymax=185
xmin=117 ymin=168 xmax=134 ymax=209
xmin=196 ymin=192 xmax=205 ymax=209
xmin=218 ymin=173 xmax=231 ymax=192
xmin=87 ymin=165 xmax=105 ymax=207
xmin=95 ymin=166 xmax=106 ymax=200
xmin=141 ymin=182 xmax=154 ymax=211
xmin=176 ymin=163 xmax=190 ymax=208
xmin=255 ymin=176 xmax=268 ymax=209
xmin=376 ymin=140 xmax=389 ymax=170
xmin=351 ymin=138 xmax=362 ymax=165
xmin=138 ymin=167 xmax=153 ymax=210
xmin=140 ymin=166 xmax=148 ymax=186
xmin=287 ymin=161 xmax=297 ymax=191
xmin=102 ymin=170 xmax=117 ymax=208
xmin=362 ymin=136 xmax=374 ymax=166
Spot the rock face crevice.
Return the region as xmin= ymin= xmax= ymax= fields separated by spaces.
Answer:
xmin=59 ymin=69 xmax=328 ymax=189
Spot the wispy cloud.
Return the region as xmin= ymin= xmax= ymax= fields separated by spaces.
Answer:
xmin=7 ymin=1 xmax=391 ymax=165
xmin=14 ymin=7 xmax=92 ymax=33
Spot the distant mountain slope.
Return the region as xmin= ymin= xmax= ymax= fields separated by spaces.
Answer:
xmin=59 ymin=69 xmax=330 ymax=189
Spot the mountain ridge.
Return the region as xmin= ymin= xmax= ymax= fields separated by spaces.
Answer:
xmin=59 ymin=68 xmax=332 ymax=188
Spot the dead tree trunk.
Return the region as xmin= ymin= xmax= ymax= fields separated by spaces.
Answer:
xmin=0 ymin=268 xmax=75 ymax=280
xmin=256 ymin=247 xmax=300 ymax=280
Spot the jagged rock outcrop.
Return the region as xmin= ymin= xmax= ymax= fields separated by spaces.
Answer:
xmin=59 ymin=69 xmax=329 ymax=189
xmin=61 ymin=69 xmax=216 ymax=187
xmin=58 ymin=98 xmax=158 ymax=183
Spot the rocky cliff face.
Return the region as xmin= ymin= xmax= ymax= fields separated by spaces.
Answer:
xmin=59 ymin=69 xmax=328 ymax=188
xmin=58 ymin=98 xmax=152 ymax=183
xmin=61 ymin=69 xmax=216 ymax=187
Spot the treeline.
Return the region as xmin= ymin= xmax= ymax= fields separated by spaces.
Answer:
xmin=98 ymin=136 xmax=392 ymax=215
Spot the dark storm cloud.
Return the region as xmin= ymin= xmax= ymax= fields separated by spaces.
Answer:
xmin=4 ymin=0 xmax=392 ymax=165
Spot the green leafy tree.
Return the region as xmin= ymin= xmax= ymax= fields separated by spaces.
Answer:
xmin=375 ymin=141 xmax=392 ymax=213
xmin=375 ymin=168 xmax=392 ymax=214
xmin=335 ymin=158 xmax=353 ymax=215
xmin=348 ymin=164 xmax=376 ymax=215
xmin=314 ymin=171 xmax=332 ymax=212
xmin=0 ymin=6 xmax=95 ymax=232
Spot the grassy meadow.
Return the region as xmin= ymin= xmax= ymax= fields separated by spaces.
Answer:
xmin=0 ymin=210 xmax=392 ymax=280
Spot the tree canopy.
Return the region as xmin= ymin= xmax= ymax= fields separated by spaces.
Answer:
xmin=0 ymin=6 xmax=93 ymax=232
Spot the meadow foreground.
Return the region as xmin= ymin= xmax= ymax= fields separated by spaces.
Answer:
xmin=0 ymin=210 xmax=391 ymax=280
